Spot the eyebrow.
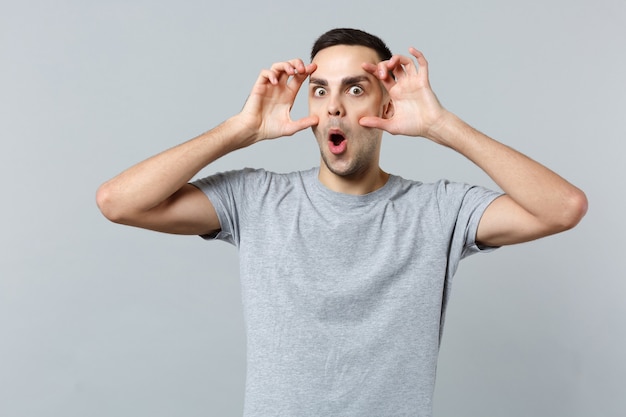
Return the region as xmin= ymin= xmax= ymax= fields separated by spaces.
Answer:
xmin=309 ymin=75 xmax=372 ymax=87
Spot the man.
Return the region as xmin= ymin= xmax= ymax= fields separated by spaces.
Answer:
xmin=97 ymin=28 xmax=587 ymax=416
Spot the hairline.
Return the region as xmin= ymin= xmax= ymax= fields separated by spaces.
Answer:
xmin=309 ymin=28 xmax=393 ymax=62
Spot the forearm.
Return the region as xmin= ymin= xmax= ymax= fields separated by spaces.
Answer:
xmin=428 ymin=112 xmax=587 ymax=229
xmin=96 ymin=116 xmax=253 ymax=220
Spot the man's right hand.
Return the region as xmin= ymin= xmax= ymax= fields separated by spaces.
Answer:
xmin=236 ymin=59 xmax=319 ymax=145
xmin=96 ymin=59 xmax=319 ymax=235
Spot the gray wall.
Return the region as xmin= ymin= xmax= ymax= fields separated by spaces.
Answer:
xmin=1 ymin=0 xmax=624 ymax=416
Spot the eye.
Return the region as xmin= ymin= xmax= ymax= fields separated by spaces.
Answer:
xmin=313 ymin=87 xmax=327 ymax=97
xmin=348 ymin=85 xmax=364 ymax=96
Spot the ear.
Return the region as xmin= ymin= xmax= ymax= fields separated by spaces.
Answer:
xmin=382 ymin=98 xmax=395 ymax=119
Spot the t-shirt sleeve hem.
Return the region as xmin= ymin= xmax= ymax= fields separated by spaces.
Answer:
xmin=188 ymin=181 xmax=235 ymax=245
xmin=464 ymin=192 xmax=503 ymax=254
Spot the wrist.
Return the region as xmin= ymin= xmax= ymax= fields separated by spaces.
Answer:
xmin=424 ymin=111 xmax=468 ymax=148
xmin=219 ymin=114 xmax=262 ymax=149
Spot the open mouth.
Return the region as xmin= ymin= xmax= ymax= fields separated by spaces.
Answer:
xmin=329 ymin=133 xmax=345 ymax=146
xmin=328 ymin=131 xmax=347 ymax=155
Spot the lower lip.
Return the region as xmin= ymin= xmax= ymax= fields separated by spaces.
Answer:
xmin=329 ymin=140 xmax=347 ymax=155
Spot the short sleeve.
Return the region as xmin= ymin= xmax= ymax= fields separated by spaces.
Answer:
xmin=191 ymin=168 xmax=266 ymax=246
xmin=435 ymin=180 xmax=502 ymax=262
xmin=458 ymin=186 xmax=502 ymax=257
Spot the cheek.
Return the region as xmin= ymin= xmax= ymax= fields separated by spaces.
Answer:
xmin=308 ymin=98 xmax=321 ymax=115
xmin=352 ymin=103 xmax=384 ymax=119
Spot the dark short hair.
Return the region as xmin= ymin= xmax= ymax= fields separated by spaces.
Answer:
xmin=310 ymin=28 xmax=392 ymax=62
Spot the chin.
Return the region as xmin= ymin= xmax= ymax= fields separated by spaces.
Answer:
xmin=322 ymin=158 xmax=365 ymax=179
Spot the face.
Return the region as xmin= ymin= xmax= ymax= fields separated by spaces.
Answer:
xmin=308 ymin=45 xmax=392 ymax=179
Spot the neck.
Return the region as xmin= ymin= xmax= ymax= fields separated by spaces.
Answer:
xmin=317 ymin=163 xmax=390 ymax=195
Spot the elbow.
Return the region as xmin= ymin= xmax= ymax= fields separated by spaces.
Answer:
xmin=557 ymin=187 xmax=588 ymax=231
xmin=96 ymin=182 xmax=128 ymax=224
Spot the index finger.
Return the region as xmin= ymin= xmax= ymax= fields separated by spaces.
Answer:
xmin=408 ymin=47 xmax=429 ymax=77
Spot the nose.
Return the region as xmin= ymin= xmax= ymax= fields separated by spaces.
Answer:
xmin=327 ymin=94 xmax=344 ymax=117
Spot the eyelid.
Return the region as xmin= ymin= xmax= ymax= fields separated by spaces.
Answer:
xmin=348 ymin=85 xmax=364 ymax=95
xmin=312 ymin=86 xmax=326 ymax=96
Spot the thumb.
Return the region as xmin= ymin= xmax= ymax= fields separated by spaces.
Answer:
xmin=285 ymin=115 xmax=319 ymax=136
xmin=359 ymin=116 xmax=388 ymax=130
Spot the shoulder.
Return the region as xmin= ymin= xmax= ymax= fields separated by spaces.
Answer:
xmin=192 ymin=167 xmax=316 ymax=195
xmin=387 ymin=175 xmax=500 ymax=214
xmin=385 ymin=175 xmax=461 ymax=200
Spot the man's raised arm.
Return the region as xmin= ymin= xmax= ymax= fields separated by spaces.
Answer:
xmin=425 ymin=112 xmax=587 ymax=247
xmin=361 ymin=48 xmax=587 ymax=246
xmin=96 ymin=60 xmax=318 ymax=235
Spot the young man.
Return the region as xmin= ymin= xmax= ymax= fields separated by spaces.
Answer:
xmin=97 ymin=28 xmax=587 ymax=416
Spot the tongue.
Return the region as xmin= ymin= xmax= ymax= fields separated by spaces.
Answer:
xmin=329 ymin=138 xmax=347 ymax=155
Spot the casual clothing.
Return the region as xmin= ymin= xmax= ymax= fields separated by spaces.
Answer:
xmin=192 ymin=167 xmax=501 ymax=417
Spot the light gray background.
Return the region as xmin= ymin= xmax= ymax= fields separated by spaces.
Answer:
xmin=1 ymin=0 xmax=624 ymax=416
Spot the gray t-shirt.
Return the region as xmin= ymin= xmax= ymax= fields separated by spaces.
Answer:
xmin=193 ymin=167 xmax=501 ymax=417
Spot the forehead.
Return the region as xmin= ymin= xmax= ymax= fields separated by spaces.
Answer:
xmin=310 ymin=45 xmax=381 ymax=79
